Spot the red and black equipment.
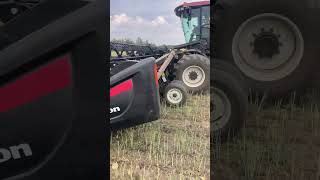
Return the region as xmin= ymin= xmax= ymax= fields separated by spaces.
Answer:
xmin=0 ymin=0 xmax=108 ymax=179
xmin=110 ymin=57 xmax=161 ymax=130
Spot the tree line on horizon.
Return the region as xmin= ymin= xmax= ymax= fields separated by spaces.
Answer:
xmin=111 ymin=37 xmax=173 ymax=49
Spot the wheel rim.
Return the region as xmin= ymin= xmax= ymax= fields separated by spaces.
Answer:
xmin=211 ymin=87 xmax=232 ymax=131
xmin=166 ymin=88 xmax=183 ymax=104
xmin=182 ymin=65 xmax=206 ymax=88
xmin=232 ymin=13 xmax=304 ymax=82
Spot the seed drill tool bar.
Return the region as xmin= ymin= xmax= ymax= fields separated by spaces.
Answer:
xmin=110 ymin=42 xmax=168 ymax=61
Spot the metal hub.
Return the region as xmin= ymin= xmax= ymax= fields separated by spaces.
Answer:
xmin=189 ymin=71 xmax=198 ymax=81
xmin=232 ymin=13 xmax=304 ymax=82
xmin=167 ymin=88 xmax=183 ymax=104
xmin=211 ymin=87 xmax=232 ymax=131
xmin=182 ymin=66 xmax=206 ymax=88
xmin=252 ymin=28 xmax=281 ymax=58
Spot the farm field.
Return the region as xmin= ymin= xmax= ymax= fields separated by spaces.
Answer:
xmin=110 ymin=95 xmax=210 ymax=179
xmin=213 ymin=91 xmax=320 ymax=180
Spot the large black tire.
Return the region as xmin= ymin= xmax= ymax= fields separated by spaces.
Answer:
xmin=214 ymin=0 xmax=319 ymax=99
xmin=213 ymin=59 xmax=248 ymax=91
xmin=164 ymin=80 xmax=188 ymax=107
xmin=212 ymin=61 xmax=248 ymax=142
xmin=174 ymin=54 xmax=210 ymax=94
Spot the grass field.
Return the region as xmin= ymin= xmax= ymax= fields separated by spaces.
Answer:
xmin=213 ymin=90 xmax=320 ymax=180
xmin=110 ymin=95 xmax=210 ymax=179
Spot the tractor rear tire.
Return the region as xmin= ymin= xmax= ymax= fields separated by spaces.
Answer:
xmin=212 ymin=61 xmax=248 ymax=142
xmin=174 ymin=54 xmax=210 ymax=94
xmin=214 ymin=0 xmax=319 ymax=99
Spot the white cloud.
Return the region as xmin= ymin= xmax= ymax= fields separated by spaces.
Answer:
xmin=110 ymin=13 xmax=184 ymax=45
xmin=151 ymin=16 xmax=168 ymax=26
xmin=110 ymin=14 xmax=129 ymax=25
xmin=110 ymin=0 xmax=210 ymax=45
xmin=111 ymin=14 xmax=168 ymax=27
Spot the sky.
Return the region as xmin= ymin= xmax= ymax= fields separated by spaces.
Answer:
xmin=110 ymin=0 xmax=209 ymax=45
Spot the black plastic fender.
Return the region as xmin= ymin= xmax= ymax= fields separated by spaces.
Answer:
xmin=110 ymin=58 xmax=160 ymax=130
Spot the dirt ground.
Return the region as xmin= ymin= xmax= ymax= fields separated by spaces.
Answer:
xmin=213 ymin=91 xmax=320 ymax=180
xmin=110 ymin=95 xmax=210 ymax=179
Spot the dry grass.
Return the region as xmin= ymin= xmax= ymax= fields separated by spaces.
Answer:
xmin=213 ymin=90 xmax=320 ymax=180
xmin=110 ymin=95 xmax=210 ymax=179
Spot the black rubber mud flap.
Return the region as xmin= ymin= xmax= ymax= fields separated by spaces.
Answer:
xmin=110 ymin=58 xmax=160 ymax=130
xmin=0 ymin=0 xmax=108 ymax=179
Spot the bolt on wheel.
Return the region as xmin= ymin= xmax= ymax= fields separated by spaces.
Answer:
xmin=182 ymin=65 xmax=206 ymax=88
xmin=211 ymin=87 xmax=232 ymax=131
xmin=232 ymin=13 xmax=304 ymax=82
xmin=166 ymin=88 xmax=183 ymax=104
xmin=164 ymin=80 xmax=188 ymax=107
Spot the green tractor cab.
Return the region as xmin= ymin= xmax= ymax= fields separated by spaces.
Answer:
xmin=174 ymin=1 xmax=210 ymax=44
xmin=175 ymin=1 xmax=248 ymax=141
